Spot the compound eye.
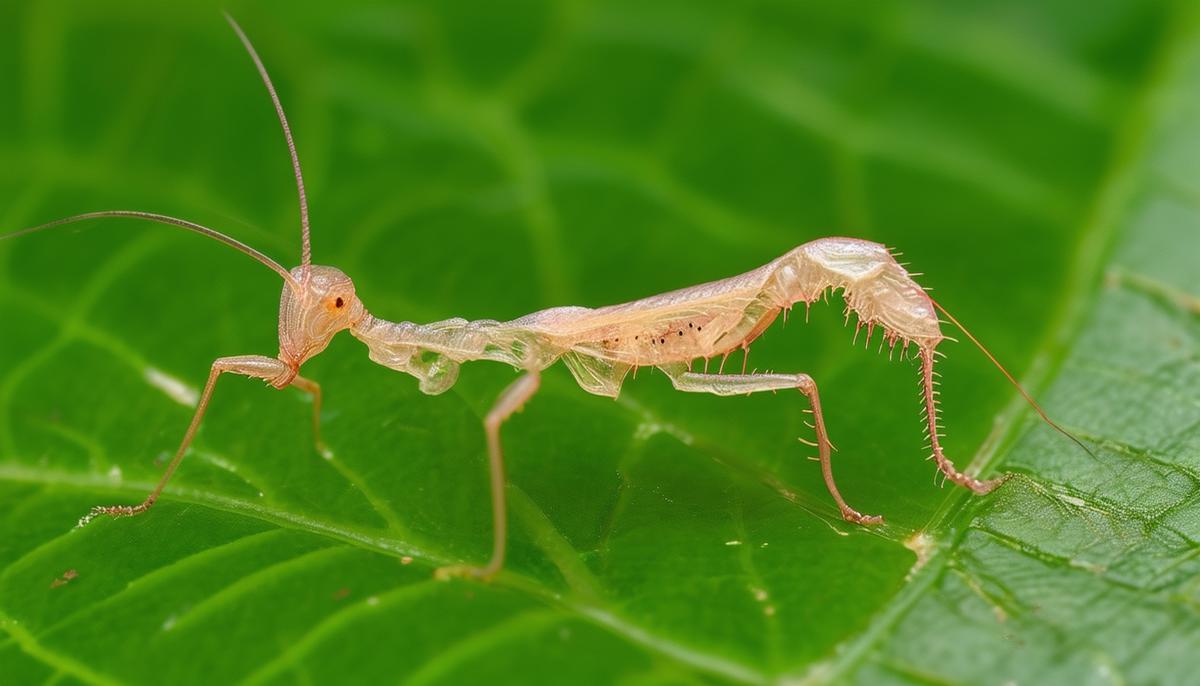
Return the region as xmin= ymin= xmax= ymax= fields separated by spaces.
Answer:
xmin=324 ymin=295 xmax=347 ymax=313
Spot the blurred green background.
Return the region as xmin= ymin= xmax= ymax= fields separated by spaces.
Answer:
xmin=2 ymin=0 xmax=1198 ymax=684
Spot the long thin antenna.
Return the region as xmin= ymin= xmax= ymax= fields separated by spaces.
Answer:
xmin=223 ymin=12 xmax=312 ymax=271
xmin=1 ymin=211 xmax=299 ymax=288
xmin=928 ymin=296 xmax=1097 ymax=459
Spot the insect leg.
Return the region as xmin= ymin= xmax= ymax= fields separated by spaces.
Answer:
xmin=78 ymin=355 xmax=293 ymax=526
xmin=289 ymin=374 xmax=329 ymax=456
xmin=659 ymin=365 xmax=883 ymax=525
xmin=919 ymin=349 xmax=1002 ymax=494
xmin=436 ymin=370 xmax=541 ymax=581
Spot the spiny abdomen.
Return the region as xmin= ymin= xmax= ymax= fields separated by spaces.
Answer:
xmin=766 ymin=238 xmax=943 ymax=350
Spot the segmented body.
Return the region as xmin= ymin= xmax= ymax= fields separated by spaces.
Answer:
xmin=10 ymin=15 xmax=1036 ymax=580
xmin=350 ymin=237 xmax=943 ymax=398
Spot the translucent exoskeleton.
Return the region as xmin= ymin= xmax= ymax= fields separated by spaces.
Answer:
xmin=2 ymin=14 xmax=1090 ymax=580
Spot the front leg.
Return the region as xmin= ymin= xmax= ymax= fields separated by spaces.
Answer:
xmin=289 ymin=374 xmax=330 ymax=457
xmin=78 ymin=355 xmax=293 ymax=526
xmin=436 ymin=370 xmax=541 ymax=581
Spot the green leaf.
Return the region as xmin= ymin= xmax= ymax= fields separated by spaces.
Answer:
xmin=2 ymin=1 xmax=1197 ymax=684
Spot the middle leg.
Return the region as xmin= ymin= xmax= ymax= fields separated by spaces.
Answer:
xmin=660 ymin=365 xmax=883 ymax=525
xmin=436 ymin=370 xmax=542 ymax=581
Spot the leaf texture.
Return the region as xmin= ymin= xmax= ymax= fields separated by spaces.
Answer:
xmin=1 ymin=1 xmax=1197 ymax=684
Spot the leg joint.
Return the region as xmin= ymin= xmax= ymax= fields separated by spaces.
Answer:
xmin=484 ymin=412 xmax=503 ymax=432
xmin=793 ymin=374 xmax=816 ymax=395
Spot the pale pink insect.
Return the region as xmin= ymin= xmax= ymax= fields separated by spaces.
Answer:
xmin=2 ymin=15 xmax=1087 ymax=580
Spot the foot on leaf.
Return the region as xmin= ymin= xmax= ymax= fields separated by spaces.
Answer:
xmin=841 ymin=508 xmax=885 ymax=526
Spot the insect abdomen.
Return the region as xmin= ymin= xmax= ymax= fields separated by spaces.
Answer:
xmin=767 ymin=239 xmax=943 ymax=349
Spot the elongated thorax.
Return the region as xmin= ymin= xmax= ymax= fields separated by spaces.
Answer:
xmin=348 ymin=238 xmax=942 ymax=400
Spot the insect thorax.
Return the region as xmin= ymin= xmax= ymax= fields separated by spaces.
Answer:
xmin=350 ymin=314 xmax=559 ymax=394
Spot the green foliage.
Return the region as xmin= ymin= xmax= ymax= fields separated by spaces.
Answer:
xmin=2 ymin=1 xmax=1198 ymax=684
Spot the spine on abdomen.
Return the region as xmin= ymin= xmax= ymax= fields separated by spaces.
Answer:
xmin=766 ymin=238 xmax=944 ymax=351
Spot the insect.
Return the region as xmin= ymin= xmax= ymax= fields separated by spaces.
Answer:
xmin=3 ymin=15 xmax=1088 ymax=580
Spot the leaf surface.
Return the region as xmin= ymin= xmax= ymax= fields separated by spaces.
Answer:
xmin=1 ymin=2 xmax=1197 ymax=684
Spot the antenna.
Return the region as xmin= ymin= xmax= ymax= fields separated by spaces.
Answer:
xmin=928 ymin=296 xmax=1097 ymax=459
xmin=223 ymin=12 xmax=312 ymax=273
xmin=1 ymin=211 xmax=299 ymax=288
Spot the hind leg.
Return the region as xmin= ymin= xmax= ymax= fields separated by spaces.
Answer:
xmin=918 ymin=349 xmax=1003 ymax=494
xmin=660 ymin=365 xmax=883 ymax=525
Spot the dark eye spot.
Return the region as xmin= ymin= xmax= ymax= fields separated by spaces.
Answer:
xmin=335 ymin=297 xmax=345 ymax=308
